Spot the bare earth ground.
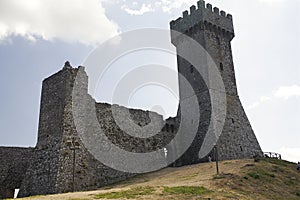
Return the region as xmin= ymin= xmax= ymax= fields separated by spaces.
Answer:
xmin=14 ymin=158 xmax=300 ymax=200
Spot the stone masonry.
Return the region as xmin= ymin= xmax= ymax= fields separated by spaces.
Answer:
xmin=17 ymin=65 xmax=173 ymax=197
xmin=167 ymin=0 xmax=262 ymax=166
xmin=0 ymin=1 xmax=262 ymax=198
xmin=0 ymin=147 xmax=33 ymax=198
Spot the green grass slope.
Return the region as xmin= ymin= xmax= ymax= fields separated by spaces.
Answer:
xmin=14 ymin=158 xmax=300 ymax=200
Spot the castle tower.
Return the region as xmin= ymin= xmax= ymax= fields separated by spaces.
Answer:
xmin=18 ymin=63 xmax=133 ymax=197
xmin=18 ymin=63 xmax=86 ymax=196
xmin=169 ymin=1 xmax=262 ymax=166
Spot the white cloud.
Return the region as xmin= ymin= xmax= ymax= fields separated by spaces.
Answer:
xmin=247 ymin=84 xmax=300 ymax=110
xmin=160 ymin=0 xmax=196 ymax=12
xmin=120 ymin=0 xmax=196 ymax=15
xmin=259 ymin=0 xmax=285 ymax=3
xmin=0 ymin=0 xmax=119 ymax=45
xmin=247 ymin=95 xmax=271 ymax=110
xmin=274 ymin=85 xmax=300 ymax=99
xmin=121 ymin=3 xmax=154 ymax=15
xmin=279 ymin=147 xmax=300 ymax=163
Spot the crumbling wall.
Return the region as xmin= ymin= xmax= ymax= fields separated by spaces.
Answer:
xmin=0 ymin=147 xmax=33 ymax=199
xmin=18 ymin=65 xmax=174 ymax=197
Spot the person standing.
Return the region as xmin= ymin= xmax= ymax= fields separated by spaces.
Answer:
xmin=208 ymin=155 xmax=212 ymax=162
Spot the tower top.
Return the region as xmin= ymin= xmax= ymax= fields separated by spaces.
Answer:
xmin=63 ymin=61 xmax=72 ymax=69
xmin=170 ymin=1 xmax=234 ymax=37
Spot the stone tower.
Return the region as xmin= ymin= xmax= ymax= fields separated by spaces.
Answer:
xmin=18 ymin=63 xmax=135 ymax=197
xmin=168 ymin=1 xmax=262 ymax=166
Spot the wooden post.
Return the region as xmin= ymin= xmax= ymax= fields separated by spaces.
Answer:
xmin=215 ymin=145 xmax=219 ymax=175
xmin=72 ymin=148 xmax=76 ymax=192
xmin=67 ymin=139 xmax=80 ymax=192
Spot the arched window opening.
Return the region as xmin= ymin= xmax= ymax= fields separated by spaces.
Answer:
xmin=170 ymin=125 xmax=174 ymax=133
xmin=220 ymin=63 xmax=224 ymax=71
xmin=166 ymin=124 xmax=170 ymax=132
xmin=216 ymin=37 xmax=220 ymax=45
xmin=190 ymin=65 xmax=194 ymax=73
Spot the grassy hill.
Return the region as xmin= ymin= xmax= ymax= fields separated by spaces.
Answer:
xmin=15 ymin=158 xmax=300 ymax=200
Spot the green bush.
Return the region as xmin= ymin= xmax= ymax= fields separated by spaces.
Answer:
xmin=247 ymin=172 xmax=260 ymax=179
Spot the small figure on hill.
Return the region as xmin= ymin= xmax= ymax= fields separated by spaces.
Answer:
xmin=208 ymin=155 xmax=212 ymax=162
xmin=297 ymin=162 xmax=300 ymax=172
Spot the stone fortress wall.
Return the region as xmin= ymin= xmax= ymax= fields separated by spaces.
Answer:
xmin=17 ymin=65 xmax=174 ymax=197
xmin=0 ymin=147 xmax=33 ymax=198
xmin=0 ymin=1 xmax=263 ymax=198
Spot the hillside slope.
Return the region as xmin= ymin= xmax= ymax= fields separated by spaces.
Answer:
xmin=15 ymin=158 xmax=300 ymax=200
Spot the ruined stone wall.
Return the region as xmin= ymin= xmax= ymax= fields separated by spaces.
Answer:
xmin=18 ymin=67 xmax=76 ymax=197
xmin=18 ymin=64 xmax=173 ymax=197
xmin=95 ymin=103 xmax=173 ymax=153
xmin=53 ymin=69 xmax=137 ymax=194
xmin=0 ymin=147 xmax=33 ymax=199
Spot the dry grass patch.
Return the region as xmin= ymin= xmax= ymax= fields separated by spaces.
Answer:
xmin=94 ymin=186 xmax=155 ymax=199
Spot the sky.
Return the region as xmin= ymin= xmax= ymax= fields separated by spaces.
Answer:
xmin=0 ymin=0 xmax=299 ymax=163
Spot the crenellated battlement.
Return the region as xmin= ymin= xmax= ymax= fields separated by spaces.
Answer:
xmin=170 ymin=1 xmax=234 ymax=40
